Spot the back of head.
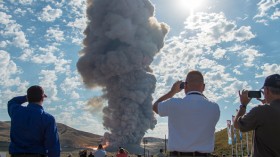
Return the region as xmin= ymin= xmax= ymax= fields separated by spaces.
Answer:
xmin=98 ymin=144 xmax=103 ymax=149
xmin=119 ymin=148 xmax=124 ymax=153
xmin=185 ymin=70 xmax=204 ymax=92
xmin=263 ymin=74 xmax=280 ymax=95
xmin=262 ymin=74 xmax=280 ymax=103
xmin=160 ymin=149 xmax=163 ymax=153
xmin=27 ymin=85 xmax=47 ymax=103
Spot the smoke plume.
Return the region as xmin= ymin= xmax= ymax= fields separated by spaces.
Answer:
xmin=77 ymin=0 xmax=168 ymax=147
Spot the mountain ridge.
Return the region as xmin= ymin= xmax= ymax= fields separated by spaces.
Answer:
xmin=0 ymin=121 xmax=251 ymax=156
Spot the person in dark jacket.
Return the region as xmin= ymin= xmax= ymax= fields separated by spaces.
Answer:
xmin=8 ymin=85 xmax=61 ymax=157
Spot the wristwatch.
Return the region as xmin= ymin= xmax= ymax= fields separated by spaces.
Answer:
xmin=240 ymin=104 xmax=247 ymax=109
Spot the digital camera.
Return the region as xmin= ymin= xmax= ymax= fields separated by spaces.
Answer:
xmin=180 ymin=82 xmax=185 ymax=89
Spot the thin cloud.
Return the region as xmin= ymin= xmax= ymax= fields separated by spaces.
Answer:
xmin=60 ymin=75 xmax=82 ymax=99
xmin=0 ymin=50 xmax=29 ymax=106
xmin=240 ymin=47 xmax=264 ymax=67
xmin=271 ymin=8 xmax=280 ymax=19
xmin=0 ymin=50 xmax=21 ymax=87
xmin=184 ymin=12 xmax=255 ymax=47
xmin=38 ymin=5 xmax=62 ymax=22
xmin=254 ymin=0 xmax=280 ymax=24
xmin=0 ymin=12 xmax=29 ymax=48
xmin=18 ymin=0 xmax=33 ymax=5
xmin=39 ymin=70 xmax=59 ymax=101
xmin=45 ymin=27 xmax=65 ymax=42
xmin=152 ymin=12 xmax=260 ymax=104
xmin=256 ymin=63 xmax=280 ymax=77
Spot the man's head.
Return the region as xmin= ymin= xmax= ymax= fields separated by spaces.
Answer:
xmin=98 ymin=144 xmax=103 ymax=149
xmin=160 ymin=149 xmax=163 ymax=153
xmin=185 ymin=70 xmax=205 ymax=93
xmin=27 ymin=85 xmax=47 ymax=103
xmin=119 ymin=148 xmax=124 ymax=153
xmin=262 ymin=74 xmax=280 ymax=103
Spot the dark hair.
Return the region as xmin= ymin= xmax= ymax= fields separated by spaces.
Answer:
xmin=160 ymin=149 xmax=163 ymax=153
xmin=119 ymin=148 xmax=124 ymax=153
xmin=27 ymin=85 xmax=46 ymax=103
xmin=98 ymin=144 xmax=103 ymax=149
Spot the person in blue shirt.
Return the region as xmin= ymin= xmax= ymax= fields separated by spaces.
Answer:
xmin=8 ymin=85 xmax=61 ymax=157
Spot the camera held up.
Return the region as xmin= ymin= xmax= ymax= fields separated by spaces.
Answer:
xmin=247 ymin=90 xmax=262 ymax=98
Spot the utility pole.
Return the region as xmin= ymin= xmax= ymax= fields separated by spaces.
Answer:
xmin=165 ymin=135 xmax=167 ymax=153
xmin=143 ymin=139 xmax=148 ymax=157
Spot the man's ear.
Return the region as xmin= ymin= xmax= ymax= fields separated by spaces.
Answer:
xmin=41 ymin=95 xmax=45 ymax=102
xmin=202 ymin=83 xmax=205 ymax=91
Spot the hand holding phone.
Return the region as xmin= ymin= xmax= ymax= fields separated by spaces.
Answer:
xmin=180 ymin=82 xmax=185 ymax=89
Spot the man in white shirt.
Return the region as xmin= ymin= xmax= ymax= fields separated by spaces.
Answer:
xmin=94 ymin=144 xmax=106 ymax=157
xmin=153 ymin=70 xmax=220 ymax=157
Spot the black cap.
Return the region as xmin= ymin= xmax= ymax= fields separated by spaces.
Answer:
xmin=27 ymin=85 xmax=47 ymax=102
xmin=262 ymin=74 xmax=280 ymax=89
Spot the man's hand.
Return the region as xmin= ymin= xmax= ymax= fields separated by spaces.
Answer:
xmin=234 ymin=90 xmax=251 ymax=129
xmin=153 ymin=80 xmax=183 ymax=114
xmin=170 ymin=81 xmax=184 ymax=94
xmin=239 ymin=90 xmax=251 ymax=106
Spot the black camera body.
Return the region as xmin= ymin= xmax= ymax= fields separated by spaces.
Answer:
xmin=248 ymin=91 xmax=261 ymax=98
xmin=180 ymin=82 xmax=185 ymax=89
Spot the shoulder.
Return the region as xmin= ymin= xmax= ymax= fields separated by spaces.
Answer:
xmin=162 ymin=97 xmax=183 ymax=104
xmin=205 ymin=99 xmax=220 ymax=109
xmin=42 ymin=111 xmax=56 ymax=123
xmin=250 ymin=104 xmax=267 ymax=111
xmin=159 ymin=97 xmax=184 ymax=108
xmin=247 ymin=104 xmax=271 ymax=115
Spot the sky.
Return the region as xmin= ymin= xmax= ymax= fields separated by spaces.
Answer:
xmin=0 ymin=0 xmax=280 ymax=140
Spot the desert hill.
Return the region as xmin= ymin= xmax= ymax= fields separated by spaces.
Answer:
xmin=0 ymin=121 xmax=164 ymax=154
xmin=0 ymin=121 xmax=252 ymax=156
xmin=0 ymin=121 xmax=103 ymax=149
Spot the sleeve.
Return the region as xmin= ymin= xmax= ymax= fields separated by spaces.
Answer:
xmin=7 ymin=96 xmax=27 ymax=117
xmin=158 ymin=98 xmax=176 ymax=117
xmin=215 ymin=103 xmax=221 ymax=123
xmin=237 ymin=106 xmax=263 ymax=132
xmin=45 ymin=116 xmax=61 ymax=157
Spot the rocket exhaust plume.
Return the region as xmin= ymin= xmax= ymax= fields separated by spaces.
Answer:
xmin=77 ymin=0 xmax=168 ymax=147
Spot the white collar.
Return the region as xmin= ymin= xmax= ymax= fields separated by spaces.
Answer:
xmin=186 ymin=91 xmax=202 ymax=95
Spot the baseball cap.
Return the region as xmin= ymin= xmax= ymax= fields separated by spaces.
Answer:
xmin=27 ymin=85 xmax=47 ymax=101
xmin=262 ymin=74 xmax=280 ymax=89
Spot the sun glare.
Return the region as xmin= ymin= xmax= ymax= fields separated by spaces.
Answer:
xmin=176 ymin=0 xmax=204 ymax=14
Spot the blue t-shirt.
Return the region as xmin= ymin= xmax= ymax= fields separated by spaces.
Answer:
xmin=8 ymin=96 xmax=61 ymax=157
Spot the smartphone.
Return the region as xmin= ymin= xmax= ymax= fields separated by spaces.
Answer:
xmin=180 ymin=82 xmax=185 ymax=89
xmin=247 ymin=91 xmax=261 ymax=98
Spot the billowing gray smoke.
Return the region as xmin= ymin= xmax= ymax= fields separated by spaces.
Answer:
xmin=77 ymin=0 xmax=168 ymax=147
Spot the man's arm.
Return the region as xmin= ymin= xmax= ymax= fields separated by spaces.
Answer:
xmin=7 ymin=96 xmax=27 ymax=117
xmin=234 ymin=90 xmax=251 ymax=129
xmin=45 ymin=116 xmax=61 ymax=157
xmin=153 ymin=81 xmax=182 ymax=114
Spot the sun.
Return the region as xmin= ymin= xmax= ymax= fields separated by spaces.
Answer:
xmin=176 ymin=0 xmax=204 ymax=14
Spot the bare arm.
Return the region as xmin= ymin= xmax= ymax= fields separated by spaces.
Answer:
xmin=153 ymin=81 xmax=182 ymax=114
xmin=234 ymin=90 xmax=251 ymax=129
